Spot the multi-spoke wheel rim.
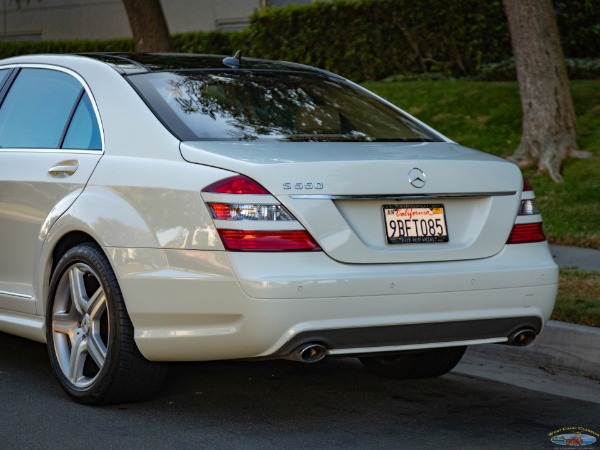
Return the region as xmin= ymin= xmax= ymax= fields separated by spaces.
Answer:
xmin=51 ymin=263 xmax=109 ymax=389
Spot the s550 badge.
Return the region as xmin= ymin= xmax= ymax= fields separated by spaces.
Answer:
xmin=283 ymin=182 xmax=324 ymax=190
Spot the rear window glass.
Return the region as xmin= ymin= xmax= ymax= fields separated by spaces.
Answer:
xmin=128 ymin=71 xmax=438 ymax=142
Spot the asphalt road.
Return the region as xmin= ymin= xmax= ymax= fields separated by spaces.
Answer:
xmin=1 ymin=332 xmax=598 ymax=450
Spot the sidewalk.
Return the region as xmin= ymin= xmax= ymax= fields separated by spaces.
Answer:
xmin=467 ymin=245 xmax=600 ymax=378
xmin=550 ymin=244 xmax=600 ymax=272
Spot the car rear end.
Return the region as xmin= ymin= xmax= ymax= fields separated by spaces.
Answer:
xmin=180 ymin=142 xmax=557 ymax=360
xmin=115 ymin=54 xmax=558 ymax=362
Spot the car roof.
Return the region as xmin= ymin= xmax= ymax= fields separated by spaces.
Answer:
xmin=77 ymin=52 xmax=334 ymax=77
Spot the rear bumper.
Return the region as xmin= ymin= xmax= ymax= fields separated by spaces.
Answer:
xmin=272 ymin=316 xmax=543 ymax=357
xmin=106 ymin=242 xmax=558 ymax=361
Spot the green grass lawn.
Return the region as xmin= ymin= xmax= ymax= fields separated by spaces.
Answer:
xmin=363 ymin=79 xmax=600 ymax=326
xmin=363 ymin=79 xmax=600 ymax=249
xmin=553 ymin=269 xmax=600 ymax=327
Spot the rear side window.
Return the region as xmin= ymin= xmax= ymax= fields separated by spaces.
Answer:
xmin=0 ymin=68 xmax=101 ymax=150
xmin=0 ymin=69 xmax=10 ymax=89
xmin=62 ymin=93 xmax=102 ymax=150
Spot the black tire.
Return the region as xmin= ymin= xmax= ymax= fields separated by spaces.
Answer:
xmin=359 ymin=346 xmax=467 ymax=380
xmin=46 ymin=243 xmax=167 ymax=405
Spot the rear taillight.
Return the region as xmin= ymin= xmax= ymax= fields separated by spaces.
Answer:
xmin=518 ymin=199 xmax=539 ymax=216
xmin=218 ymin=230 xmax=320 ymax=252
xmin=202 ymin=175 xmax=269 ymax=195
xmin=507 ymin=176 xmax=545 ymax=244
xmin=507 ymin=223 xmax=546 ymax=244
xmin=207 ymin=203 xmax=295 ymax=221
xmin=202 ymin=175 xmax=321 ymax=252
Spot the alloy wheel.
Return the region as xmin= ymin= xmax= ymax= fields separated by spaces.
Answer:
xmin=51 ymin=263 xmax=109 ymax=389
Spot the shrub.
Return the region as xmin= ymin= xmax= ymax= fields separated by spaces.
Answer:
xmin=244 ymin=0 xmax=513 ymax=80
xmin=243 ymin=0 xmax=599 ymax=81
xmin=0 ymin=38 xmax=134 ymax=60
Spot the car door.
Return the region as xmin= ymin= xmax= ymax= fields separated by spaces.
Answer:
xmin=0 ymin=66 xmax=103 ymax=314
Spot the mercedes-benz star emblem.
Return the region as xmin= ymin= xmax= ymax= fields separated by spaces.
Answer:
xmin=408 ymin=168 xmax=426 ymax=188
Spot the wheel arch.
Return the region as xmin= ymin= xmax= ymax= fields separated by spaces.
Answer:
xmin=36 ymin=230 xmax=104 ymax=316
xmin=51 ymin=231 xmax=99 ymax=274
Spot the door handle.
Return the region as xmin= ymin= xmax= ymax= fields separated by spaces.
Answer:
xmin=48 ymin=160 xmax=79 ymax=178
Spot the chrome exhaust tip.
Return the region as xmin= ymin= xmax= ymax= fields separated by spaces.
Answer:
xmin=288 ymin=343 xmax=328 ymax=363
xmin=508 ymin=328 xmax=536 ymax=346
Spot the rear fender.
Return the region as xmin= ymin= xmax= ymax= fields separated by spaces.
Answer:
xmin=36 ymin=186 xmax=164 ymax=315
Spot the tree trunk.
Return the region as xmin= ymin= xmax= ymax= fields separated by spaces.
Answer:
xmin=122 ymin=0 xmax=173 ymax=52
xmin=503 ymin=0 xmax=588 ymax=182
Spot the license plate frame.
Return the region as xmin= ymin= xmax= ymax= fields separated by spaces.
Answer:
xmin=382 ymin=204 xmax=449 ymax=244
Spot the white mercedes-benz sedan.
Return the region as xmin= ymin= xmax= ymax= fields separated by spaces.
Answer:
xmin=0 ymin=53 xmax=558 ymax=404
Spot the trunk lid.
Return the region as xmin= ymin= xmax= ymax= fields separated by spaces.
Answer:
xmin=181 ymin=141 xmax=522 ymax=263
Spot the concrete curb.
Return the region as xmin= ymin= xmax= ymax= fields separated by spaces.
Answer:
xmin=467 ymin=320 xmax=600 ymax=377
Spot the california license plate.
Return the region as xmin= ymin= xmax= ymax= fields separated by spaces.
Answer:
xmin=383 ymin=204 xmax=449 ymax=244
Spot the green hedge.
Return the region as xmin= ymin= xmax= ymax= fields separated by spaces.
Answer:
xmin=0 ymin=33 xmax=239 ymax=60
xmin=243 ymin=0 xmax=511 ymax=80
xmin=554 ymin=0 xmax=600 ymax=58
xmin=0 ymin=0 xmax=597 ymax=82
xmin=244 ymin=0 xmax=599 ymax=81
xmin=0 ymin=38 xmax=134 ymax=60
xmin=171 ymin=31 xmax=239 ymax=55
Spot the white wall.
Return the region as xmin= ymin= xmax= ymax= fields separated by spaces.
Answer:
xmin=0 ymin=0 xmax=263 ymax=41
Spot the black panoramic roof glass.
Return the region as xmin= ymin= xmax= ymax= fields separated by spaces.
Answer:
xmin=81 ymin=52 xmax=324 ymax=75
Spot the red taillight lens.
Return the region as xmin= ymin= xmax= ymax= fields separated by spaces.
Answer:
xmin=202 ymin=175 xmax=269 ymax=194
xmin=209 ymin=203 xmax=232 ymax=220
xmin=523 ymin=177 xmax=532 ymax=192
xmin=218 ymin=229 xmax=321 ymax=252
xmin=506 ymin=223 xmax=546 ymax=244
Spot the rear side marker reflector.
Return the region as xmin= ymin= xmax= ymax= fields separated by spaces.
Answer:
xmin=218 ymin=229 xmax=321 ymax=252
xmin=507 ymin=223 xmax=546 ymax=244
